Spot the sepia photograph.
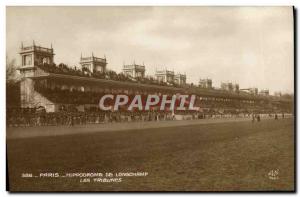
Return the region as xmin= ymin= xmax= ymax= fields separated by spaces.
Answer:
xmin=6 ymin=6 xmax=294 ymax=192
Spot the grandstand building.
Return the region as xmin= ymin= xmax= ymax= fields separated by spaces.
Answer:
xmin=20 ymin=41 xmax=54 ymax=68
xmin=274 ymin=91 xmax=282 ymax=97
xmin=199 ymin=79 xmax=213 ymax=89
xmin=234 ymin=84 xmax=239 ymax=93
xmin=155 ymin=69 xmax=175 ymax=84
xmin=249 ymin=88 xmax=259 ymax=95
xmin=122 ymin=63 xmax=145 ymax=78
xmin=79 ymin=53 xmax=107 ymax=73
xmin=16 ymin=43 xmax=293 ymax=114
xmin=259 ymin=89 xmax=270 ymax=96
xmin=174 ymin=73 xmax=186 ymax=85
xmin=221 ymin=82 xmax=239 ymax=93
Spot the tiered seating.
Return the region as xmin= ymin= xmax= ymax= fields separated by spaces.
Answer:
xmin=37 ymin=63 xmax=175 ymax=87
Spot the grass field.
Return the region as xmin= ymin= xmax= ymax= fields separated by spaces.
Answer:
xmin=7 ymin=118 xmax=294 ymax=191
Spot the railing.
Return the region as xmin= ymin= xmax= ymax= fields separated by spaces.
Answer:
xmin=80 ymin=57 xmax=106 ymax=63
xmin=94 ymin=57 xmax=106 ymax=62
xmin=35 ymin=46 xmax=53 ymax=53
xmin=22 ymin=46 xmax=34 ymax=50
xmin=123 ymin=65 xmax=145 ymax=70
xmin=80 ymin=57 xmax=93 ymax=61
xmin=156 ymin=70 xmax=175 ymax=75
xmin=21 ymin=46 xmax=53 ymax=53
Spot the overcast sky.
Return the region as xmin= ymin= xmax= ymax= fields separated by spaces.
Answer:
xmin=6 ymin=6 xmax=294 ymax=94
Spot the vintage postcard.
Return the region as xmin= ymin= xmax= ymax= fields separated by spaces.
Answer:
xmin=6 ymin=6 xmax=294 ymax=192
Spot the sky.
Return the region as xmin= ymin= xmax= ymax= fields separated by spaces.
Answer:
xmin=6 ymin=6 xmax=294 ymax=94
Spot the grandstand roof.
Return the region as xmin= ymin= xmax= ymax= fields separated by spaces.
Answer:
xmin=29 ymin=70 xmax=287 ymax=102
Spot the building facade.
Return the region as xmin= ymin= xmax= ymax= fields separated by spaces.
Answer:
xmin=155 ymin=70 xmax=175 ymax=84
xmin=259 ymin=89 xmax=269 ymax=96
xmin=123 ymin=63 xmax=146 ymax=78
xmin=199 ymin=79 xmax=213 ymax=89
xmin=174 ymin=74 xmax=186 ymax=85
xmin=221 ymin=82 xmax=239 ymax=93
xmin=249 ymin=88 xmax=259 ymax=95
xmin=79 ymin=54 xmax=107 ymax=73
xmin=18 ymin=43 xmax=56 ymax=111
xmin=20 ymin=42 xmax=54 ymax=68
xmin=15 ymin=43 xmax=292 ymax=113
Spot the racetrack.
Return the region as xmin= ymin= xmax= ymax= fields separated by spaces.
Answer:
xmin=7 ymin=116 xmax=276 ymax=139
xmin=7 ymin=118 xmax=294 ymax=191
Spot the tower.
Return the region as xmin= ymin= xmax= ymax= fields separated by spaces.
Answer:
xmin=122 ymin=62 xmax=146 ymax=78
xmin=155 ymin=69 xmax=175 ymax=84
xmin=199 ymin=78 xmax=212 ymax=89
xmin=18 ymin=42 xmax=55 ymax=109
xmin=80 ymin=53 xmax=107 ymax=73
xmin=174 ymin=73 xmax=186 ymax=85
xmin=19 ymin=41 xmax=54 ymax=73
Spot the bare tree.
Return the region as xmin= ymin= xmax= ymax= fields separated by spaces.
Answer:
xmin=6 ymin=56 xmax=20 ymax=84
xmin=6 ymin=56 xmax=21 ymax=107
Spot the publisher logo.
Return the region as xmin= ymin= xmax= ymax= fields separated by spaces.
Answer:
xmin=268 ymin=169 xmax=279 ymax=180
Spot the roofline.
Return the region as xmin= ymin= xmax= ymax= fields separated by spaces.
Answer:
xmin=25 ymin=72 xmax=289 ymax=102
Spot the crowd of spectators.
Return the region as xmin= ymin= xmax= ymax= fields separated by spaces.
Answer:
xmin=37 ymin=63 xmax=177 ymax=87
xmin=7 ymin=108 xmax=178 ymax=127
xmin=36 ymin=63 xmax=295 ymax=102
xmin=34 ymin=82 xmax=278 ymax=114
xmin=7 ymin=105 xmax=289 ymax=127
